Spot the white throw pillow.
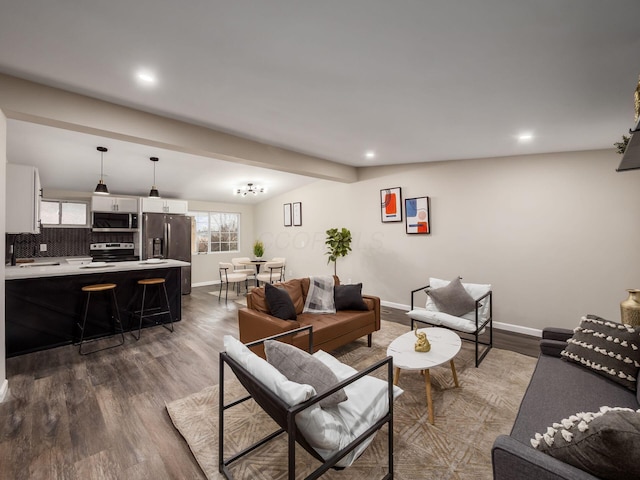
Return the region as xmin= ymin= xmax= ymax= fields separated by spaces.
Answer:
xmin=223 ymin=335 xmax=315 ymax=406
xmin=295 ymin=350 xmax=403 ymax=467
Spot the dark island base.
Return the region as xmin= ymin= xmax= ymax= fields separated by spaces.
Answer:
xmin=6 ymin=267 xmax=182 ymax=357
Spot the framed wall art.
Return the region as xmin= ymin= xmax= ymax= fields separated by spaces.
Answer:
xmin=380 ymin=187 xmax=402 ymax=222
xmin=405 ymin=196 xmax=430 ymax=234
xmin=283 ymin=203 xmax=292 ymax=226
xmin=292 ymin=202 xmax=302 ymax=226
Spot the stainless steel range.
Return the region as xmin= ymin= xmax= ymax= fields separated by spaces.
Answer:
xmin=89 ymin=242 xmax=139 ymax=263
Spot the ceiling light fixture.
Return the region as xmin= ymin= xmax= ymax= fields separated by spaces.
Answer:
xmin=94 ymin=146 xmax=109 ymax=195
xmin=234 ymin=183 xmax=265 ymax=196
xmin=136 ymin=70 xmax=157 ymax=86
xmin=517 ymin=133 xmax=534 ymax=142
xmin=148 ymin=156 xmax=161 ymax=198
xmin=365 ymin=150 xmax=376 ymax=159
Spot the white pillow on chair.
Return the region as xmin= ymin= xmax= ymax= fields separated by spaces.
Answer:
xmin=223 ymin=335 xmax=315 ymax=406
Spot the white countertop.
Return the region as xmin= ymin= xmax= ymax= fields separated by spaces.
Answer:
xmin=5 ymin=257 xmax=190 ymax=280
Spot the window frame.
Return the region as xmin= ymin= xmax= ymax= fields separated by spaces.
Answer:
xmin=190 ymin=210 xmax=241 ymax=254
xmin=40 ymin=198 xmax=90 ymax=228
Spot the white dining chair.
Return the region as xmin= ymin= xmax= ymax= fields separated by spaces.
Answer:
xmin=219 ymin=262 xmax=248 ymax=302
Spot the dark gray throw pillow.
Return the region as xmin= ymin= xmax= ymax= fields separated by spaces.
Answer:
xmin=334 ymin=283 xmax=368 ymax=311
xmin=531 ymin=407 xmax=640 ymax=480
xmin=427 ymin=277 xmax=476 ymax=316
xmin=561 ymin=314 xmax=640 ymax=391
xmin=264 ymin=283 xmax=297 ymax=321
xmin=264 ymin=340 xmax=348 ymax=407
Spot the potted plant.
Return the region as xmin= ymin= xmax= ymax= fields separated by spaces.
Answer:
xmin=325 ymin=227 xmax=352 ymax=276
xmin=253 ymin=240 xmax=265 ymax=259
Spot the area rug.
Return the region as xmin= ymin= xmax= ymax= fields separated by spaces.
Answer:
xmin=166 ymin=321 xmax=536 ymax=479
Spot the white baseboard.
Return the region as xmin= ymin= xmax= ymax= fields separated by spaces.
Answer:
xmin=381 ymin=300 xmax=408 ymax=311
xmin=493 ymin=322 xmax=542 ymax=337
xmin=192 ymin=280 xmax=219 ymax=288
xmin=0 ymin=379 xmax=9 ymax=403
xmin=380 ymin=300 xmax=541 ymax=338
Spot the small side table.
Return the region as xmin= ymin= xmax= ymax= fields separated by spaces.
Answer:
xmin=386 ymin=327 xmax=461 ymax=424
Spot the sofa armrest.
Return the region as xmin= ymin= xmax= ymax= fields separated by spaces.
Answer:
xmin=542 ymin=328 xmax=573 ymax=342
xmin=492 ymin=435 xmax=600 ymax=480
xmin=238 ymin=307 xmax=301 ymax=356
xmin=540 ymin=339 xmax=568 ymax=357
xmin=362 ymin=294 xmax=381 ymax=331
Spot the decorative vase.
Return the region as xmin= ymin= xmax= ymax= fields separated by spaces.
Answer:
xmin=620 ymin=289 xmax=640 ymax=327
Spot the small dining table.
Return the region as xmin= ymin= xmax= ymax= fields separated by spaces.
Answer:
xmin=240 ymin=259 xmax=267 ymax=274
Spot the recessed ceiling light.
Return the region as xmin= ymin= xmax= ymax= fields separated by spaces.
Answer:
xmin=136 ymin=70 xmax=157 ymax=86
xmin=517 ymin=133 xmax=534 ymax=142
xmin=365 ymin=151 xmax=376 ymax=159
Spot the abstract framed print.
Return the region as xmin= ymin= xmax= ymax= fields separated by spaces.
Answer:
xmin=380 ymin=187 xmax=402 ymax=222
xmin=405 ymin=196 xmax=430 ymax=234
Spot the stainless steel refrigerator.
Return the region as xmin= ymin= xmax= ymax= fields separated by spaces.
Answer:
xmin=142 ymin=213 xmax=192 ymax=294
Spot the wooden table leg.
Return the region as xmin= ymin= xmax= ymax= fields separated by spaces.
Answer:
xmin=393 ymin=367 xmax=400 ymax=386
xmin=424 ymin=369 xmax=434 ymax=424
xmin=450 ymin=359 xmax=459 ymax=388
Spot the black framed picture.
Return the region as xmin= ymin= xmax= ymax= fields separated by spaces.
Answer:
xmin=380 ymin=187 xmax=402 ymax=222
xmin=293 ymin=202 xmax=302 ymax=226
xmin=283 ymin=203 xmax=292 ymax=226
xmin=405 ymin=196 xmax=430 ymax=234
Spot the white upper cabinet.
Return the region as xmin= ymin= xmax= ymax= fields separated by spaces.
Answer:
xmin=141 ymin=197 xmax=188 ymax=214
xmin=6 ymin=164 xmax=41 ymax=234
xmin=91 ymin=195 xmax=139 ymax=213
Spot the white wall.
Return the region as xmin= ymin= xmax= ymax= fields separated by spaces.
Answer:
xmin=1 ymin=110 xmax=8 ymax=401
xmin=254 ymin=149 xmax=640 ymax=333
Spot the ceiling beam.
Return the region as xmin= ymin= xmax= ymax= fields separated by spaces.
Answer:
xmin=0 ymin=73 xmax=357 ymax=183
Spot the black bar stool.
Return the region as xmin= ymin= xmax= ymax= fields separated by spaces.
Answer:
xmin=131 ymin=278 xmax=175 ymax=340
xmin=77 ymin=283 xmax=125 ymax=355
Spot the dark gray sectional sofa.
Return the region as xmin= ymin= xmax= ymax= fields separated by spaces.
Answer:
xmin=492 ymin=327 xmax=640 ymax=480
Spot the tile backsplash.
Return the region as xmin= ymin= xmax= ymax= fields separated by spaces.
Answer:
xmin=6 ymin=228 xmax=134 ymax=262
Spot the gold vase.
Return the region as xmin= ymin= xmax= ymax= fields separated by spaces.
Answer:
xmin=620 ymin=289 xmax=640 ymax=327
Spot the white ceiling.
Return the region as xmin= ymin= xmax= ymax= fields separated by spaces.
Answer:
xmin=1 ymin=0 xmax=640 ymax=202
xmin=6 ymin=120 xmax=317 ymax=203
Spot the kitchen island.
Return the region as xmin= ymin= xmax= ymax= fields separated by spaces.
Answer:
xmin=5 ymin=258 xmax=190 ymax=357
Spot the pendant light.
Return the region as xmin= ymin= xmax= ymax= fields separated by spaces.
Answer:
xmin=94 ymin=146 xmax=109 ymax=195
xmin=149 ymin=156 xmax=161 ymax=198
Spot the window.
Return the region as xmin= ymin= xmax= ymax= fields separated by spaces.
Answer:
xmin=41 ymin=200 xmax=88 ymax=227
xmin=192 ymin=211 xmax=240 ymax=254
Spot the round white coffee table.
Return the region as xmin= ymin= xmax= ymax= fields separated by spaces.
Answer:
xmin=386 ymin=327 xmax=462 ymax=424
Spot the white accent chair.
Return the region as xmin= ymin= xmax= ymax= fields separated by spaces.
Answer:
xmin=407 ymin=277 xmax=493 ymax=366
xmin=219 ymin=327 xmax=397 ymax=478
xmin=218 ymin=262 xmax=248 ymax=302
xmin=255 ymin=261 xmax=283 ymax=286
xmin=271 ymin=257 xmax=286 ymax=280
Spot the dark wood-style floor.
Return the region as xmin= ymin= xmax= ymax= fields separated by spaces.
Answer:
xmin=0 ymin=286 xmax=538 ymax=479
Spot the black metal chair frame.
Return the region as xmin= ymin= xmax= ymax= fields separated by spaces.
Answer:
xmin=219 ymin=266 xmax=248 ymax=302
xmin=219 ymin=326 xmax=394 ymax=480
xmin=410 ymin=285 xmax=493 ymax=367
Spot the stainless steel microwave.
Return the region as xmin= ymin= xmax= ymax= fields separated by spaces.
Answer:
xmin=91 ymin=212 xmax=139 ymax=232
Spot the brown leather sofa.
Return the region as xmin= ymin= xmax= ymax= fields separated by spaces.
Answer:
xmin=238 ymin=276 xmax=381 ymax=357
